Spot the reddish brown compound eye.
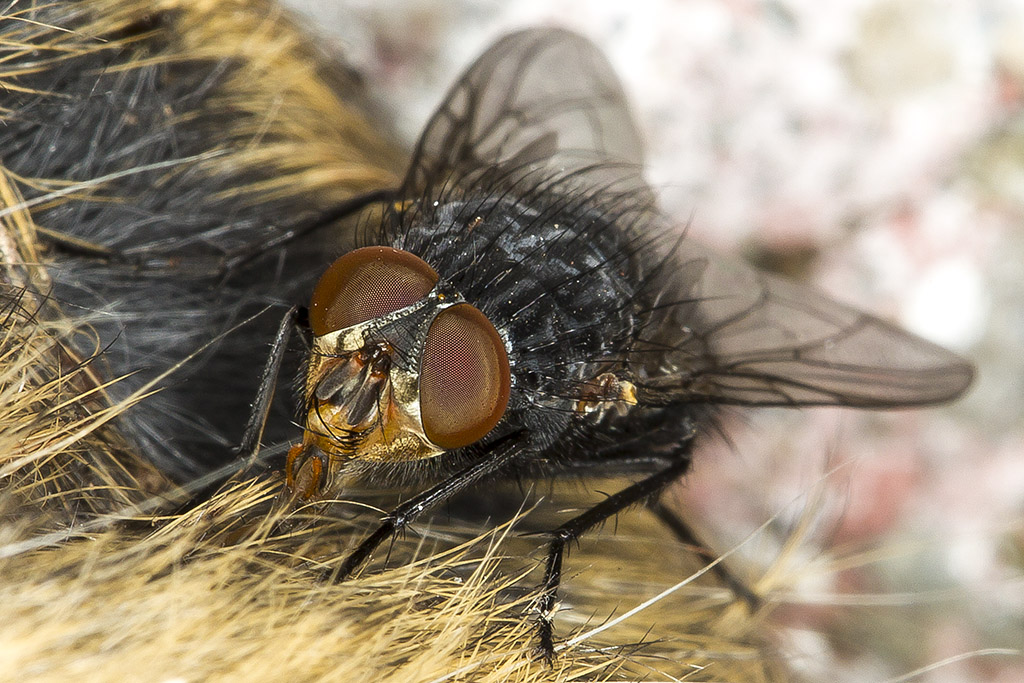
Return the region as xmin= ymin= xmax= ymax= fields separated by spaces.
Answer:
xmin=420 ymin=304 xmax=511 ymax=449
xmin=309 ymin=246 xmax=439 ymax=336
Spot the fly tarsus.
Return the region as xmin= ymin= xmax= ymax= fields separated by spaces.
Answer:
xmin=648 ymin=498 xmax=763 ymax=612
xmin=219 ymin=188 xmax=399 ymax=277
xmin=534 ymin=454 xmax=695 ymax=661
xmin=336 ymin=519 xmax=398 ymax=581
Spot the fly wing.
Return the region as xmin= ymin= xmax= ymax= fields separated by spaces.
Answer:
xmin=402 ymin=28 xmax=648 ymax=199
xmin=636 ymin=240 xmax=974 ymax=408
xmin=401 ymin=28 xmax=975 ymax=410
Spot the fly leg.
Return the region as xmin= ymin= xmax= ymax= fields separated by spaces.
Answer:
xmin=37 ymin=188 xmax=396 ymax=275
xmin=536 ymin=454 xmax=693 ymax=660
xmin=218 ymin=188 xmax=397 ymax=276
xmin=34 ymin=227 xmax=122 ymax=260
xmin=334 ymin=431 xmax=524 ymax=581
xmin=173 ymin=305 xmax=309 ymax=510
xmin=647 ymin=498 xmax=761 ymax=610
xmin=235 ymin=305 xmax=309 ymax=465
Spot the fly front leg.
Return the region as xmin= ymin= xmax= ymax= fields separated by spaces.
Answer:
xmin=173 ymin=305 xmax=309 ymax=512
xmin=35 ymin=227 xmax=122 ymax=260
xmin=235 ymin=305 xmax=309 ymax=465
xmin=38 ymin=188 xmax=397 ymax=275
xmin=536 ymin=454 xmax=694 ymax=660
xmin=218 ymin=188 xmax=399 ymax=278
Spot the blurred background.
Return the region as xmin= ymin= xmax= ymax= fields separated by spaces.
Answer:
xmin=284 ymin=1 xmax=1023 ymax=680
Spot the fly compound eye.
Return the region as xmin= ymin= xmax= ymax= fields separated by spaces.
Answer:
xmin=309 ymin=246 xmax=439 ymax=336
xmin=420 ymin=304 xmax=511 ymax=449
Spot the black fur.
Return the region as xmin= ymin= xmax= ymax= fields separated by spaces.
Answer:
xmin=2 ymin=3 xmax=393 ymax=478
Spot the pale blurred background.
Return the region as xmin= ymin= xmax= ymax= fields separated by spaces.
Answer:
xmin=284 ymin=1 xmax=1023 ymax=680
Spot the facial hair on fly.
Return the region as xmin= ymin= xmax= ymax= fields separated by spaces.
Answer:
xmin=227 ymin=28 xmax=974 ymax=656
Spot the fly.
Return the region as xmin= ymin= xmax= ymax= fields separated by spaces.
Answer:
xmin=232 ymin=28 xmax=974 ymax=656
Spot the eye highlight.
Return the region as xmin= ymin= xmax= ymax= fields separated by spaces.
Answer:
xmin=420 ymin=304 xmax=511 ymax=449
xmin=309 ymin=246 xmax=439 ymax=335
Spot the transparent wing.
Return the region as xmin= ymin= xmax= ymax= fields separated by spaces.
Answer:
xmin=637 ymin=240 xmax=974 ymax=407
xmin=402 ymin=28 xmax=647 ymax=199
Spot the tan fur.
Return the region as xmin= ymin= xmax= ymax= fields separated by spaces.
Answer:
xmin=0 ymin=2 xmax=785 ymax=680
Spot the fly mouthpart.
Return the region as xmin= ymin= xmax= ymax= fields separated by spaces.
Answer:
xmin=285 ymin=443 xmax=329 ymax=500
xmin=312 ymin=344 xmax=393 ymax=434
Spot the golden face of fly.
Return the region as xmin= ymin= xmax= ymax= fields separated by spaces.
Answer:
xmin=286 ymin=246 xmax=511 ymax=499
